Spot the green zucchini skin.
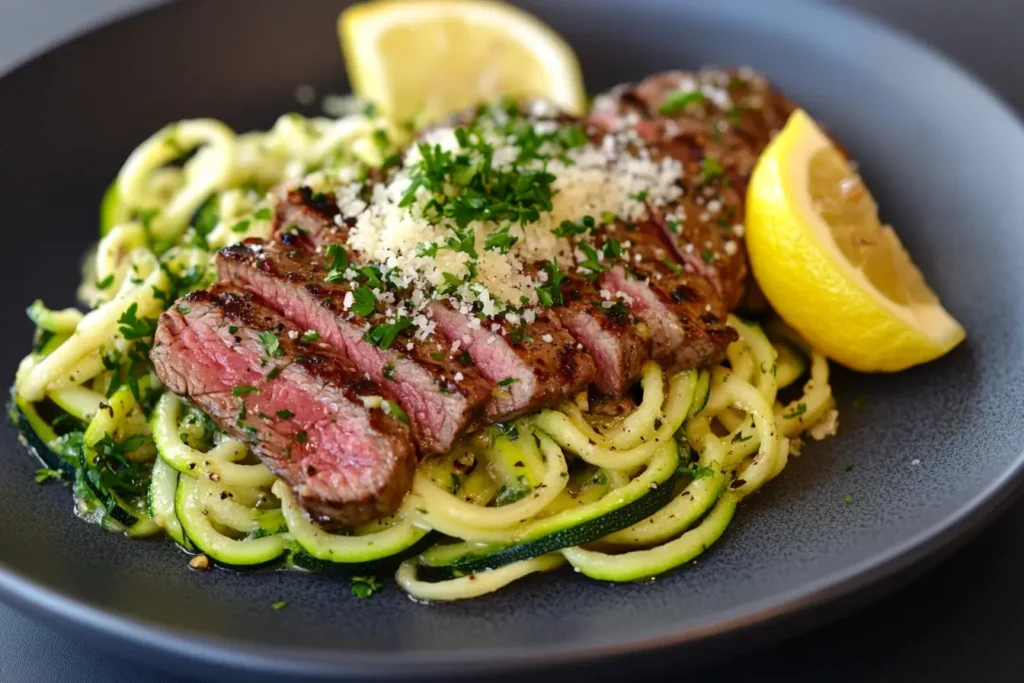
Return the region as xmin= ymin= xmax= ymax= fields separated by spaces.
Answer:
xmin=417 ymin=473 xmax=682 ymax=581
xmin=174 ymin=475 xmax=286 ymax=568
xmin=8 ymin=395 xmax=72 ymax=475
xmin=289 ymin=532 xmax=436 ymax=575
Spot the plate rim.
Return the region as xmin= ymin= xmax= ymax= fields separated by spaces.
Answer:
xmin=1 ymin=0 xmax=1023 ymax=677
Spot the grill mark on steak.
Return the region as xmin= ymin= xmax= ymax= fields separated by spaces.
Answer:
xmin=274 ymin=185 xmax=341 ymax=245
xmin=595 ymin=219 xmax=736 ymax=371
xmin=282 ymin=222 xmax=599 ymax=420
xmin=549 ymin=269 xmax=650 ymax=396
xmin=427 ymin=300 xmax=596 ymax=419
xmin=591 ymin=68 xmax=798 ymax=312
xmin=150 ymin=284 xmax=415 ymax=527
xmin=217 ymin=240 xmax=491 ymax=454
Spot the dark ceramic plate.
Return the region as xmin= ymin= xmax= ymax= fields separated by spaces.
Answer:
xmin=1 ymin=0 xmax=1022 ymax=680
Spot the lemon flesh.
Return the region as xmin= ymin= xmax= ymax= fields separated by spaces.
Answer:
xmin=746 ymin=110 xmax=965 ymax=372
xmin=339 ymin=0 xmax=586 ymax=122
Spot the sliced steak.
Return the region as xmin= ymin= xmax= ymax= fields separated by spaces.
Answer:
xmin=281 ymin=219 xmax=599 ymax=419
xmin=150 ymin=284 xmax=415 ymax=528
xmin=550 ymin=270 xmax=650 ymax=396
xmin=594 ymin=219 xmax=737 ymax=371
xmin=591 ymin=68 xmax=797 ymax=312
xmin=274 ymin=184 xmax=341 ymax=245
xmin=427 ymin=300 xmax=596 ymax=419
xmin=217 ymin=240 xmax=491 ymax=453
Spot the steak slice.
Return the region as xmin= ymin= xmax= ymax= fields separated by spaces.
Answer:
xmin=427 ymin=300 xmax=596 ymax=419
xmin=150 ymin=284 xmax=415 ymax=528
xmin=550 ymin=270 xmax=650 ymax=396
xmin=591 ymin=68 xmax=797 ymax=312
xmin=279 ymin=217 xmax=599 ymax=420
xmin=217 ymin=240 xmax=491 ymax=453
xmin=594 ymin=219 xmax=737 ymax=371
xmin=274 ymin=184 xmax=341 ymax=244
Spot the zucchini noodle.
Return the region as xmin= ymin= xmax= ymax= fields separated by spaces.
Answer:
xmin=11 ymin=105 xmax=839 ymax=602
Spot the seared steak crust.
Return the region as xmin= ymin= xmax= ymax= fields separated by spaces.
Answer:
xmin=151 ymin=284 xmax=416 ymax=527
xmin=217 ymin=240 xmax=491 ymax=454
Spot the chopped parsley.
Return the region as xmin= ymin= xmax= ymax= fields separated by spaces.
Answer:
xmin=258 ymin=331 xmax=283 ymax=357
xmin=350 ymin=284 xmax=378 ymax=317
xmin=230 ymin=219 xmax=251 ymax=233
xmin=630 ymin=189 xmax=650 ymax=202
xmin=364 ymin=317 xmax=413 ymax=350
xmin=232 ymin=385 xmax=259 ymax=397
xmin=726 ymin=105 xmax=744 ymax=126
xmin=484 ymin=224 xmax=518 ymax=253
xmin=384 ymin=400 xmax=410 ymax=425
xmin=294 ymin=431 xmax=308 ymax=443
xmin=276 ymin=410 xmax=294 ymax=420
xmin=351 ymin=575 xmax=382 ymax=599
xmin=496 ymin=377 xmax=518 ymax=387
xmin=96 ymin=274 xmax=115 ymax=290
xmin=323 ymin=244 xmax=349 ymax=282
xmin=784 ymin=402 xmax=808 ymax=419
xmin=602 ymin=238 xmax=623 ymax=260
xmin=493 ymin=421 xmax=519 ymax=441
xmin=661 ymin=259 xmax=683 ymax=274
xmin=266 ymin=366 xmax=282 ymax=381
xmin=417 ymin=242 xmax=439 ymax=258
xmin=552 ymin=215 xmax=595 ymax=238
xmin=577 ymin=242 xmax=605 ymax=274
xmin=299 ymin=330 xmax=320 ymax=344
xmin=700 ymin=156 xmax=725 ymax=183
xmin=34 ymin=468 xmax=63 ymax=484
xmin=90 ymin=433 xmax=149 ymax=496
xmin=253 ymin=207 xmax=272 ymax=221
xmin=117 ymin=303 xmax=158 ymax=340
xmin=383 ymin=363 xmax=395 ymax=381
xmin=535 ymin=259 xmax=566 ymax=308
xmin=659 ymin=90 xmax=706 ymax=115
xmin=600 ymin=210 xmax=616 ymax=224
xmin=678 ymin=464 xmax=716 ymax=480
xmin=702 ymin=249 xmax=715 ymax=264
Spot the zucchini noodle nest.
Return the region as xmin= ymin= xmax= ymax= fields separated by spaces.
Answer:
xmin=10 ymin=108 xmax=838 ymax=602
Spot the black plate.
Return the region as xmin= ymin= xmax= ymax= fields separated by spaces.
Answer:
xmin=1 ymin=0 xmax=1023 ymax=680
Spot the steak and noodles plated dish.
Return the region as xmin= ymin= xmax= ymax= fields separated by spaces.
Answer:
xmin=9 ymin=0 xmax=965 ymax=601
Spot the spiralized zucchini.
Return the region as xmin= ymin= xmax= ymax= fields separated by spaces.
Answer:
xmin=12 ymin=105 xmax=839 ymax=601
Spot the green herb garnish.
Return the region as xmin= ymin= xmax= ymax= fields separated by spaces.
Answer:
xmin=351 ymin=575 xmax=382 ymax=599
xmin=258 ymin=331 xmax=283 ymax=357
xmin=660 ymin=90 xmax=706 ymax=114
xmin=364 ymin=317 xmax=413 ymax=350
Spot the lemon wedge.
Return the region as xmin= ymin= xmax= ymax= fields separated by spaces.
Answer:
xmin=339 ymin=0 xmax=586 ymax=122
xmin=746 ymin=109 xmax=965 ymax=372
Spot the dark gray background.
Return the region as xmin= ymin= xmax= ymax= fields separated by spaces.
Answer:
xmin=1 ymin=0 xmax=1022 ymax=681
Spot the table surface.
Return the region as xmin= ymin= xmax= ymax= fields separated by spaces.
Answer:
xmin=1 ymin=0 xmax=1022 ymax=681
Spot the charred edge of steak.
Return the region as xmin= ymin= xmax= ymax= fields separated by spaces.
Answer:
xmin=217 ymin=240 xmax=491 ymax=454
xmin=594 ymin=219 xmax=737 ymax=371
xmin=428 ymin=301 xmax=596 ymax=420
xmin=270 ymin=193 xmax=600 ymax=420
xmin=553 ymin=271 xmax=651 ymax=396
xmin=591 ymin=69 xmax=800 ymax=313
xmin=150 ymin=283 xmax=416 ymax=528
xmin=274 ymin=184 xmax=341 ymax=247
